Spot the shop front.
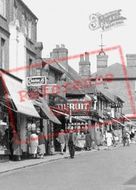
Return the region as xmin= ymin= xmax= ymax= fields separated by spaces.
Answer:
xmin=0 ymin=70 xmax=40 ymax=160
xmin=33 ymin=97 xmax=62 ymax=154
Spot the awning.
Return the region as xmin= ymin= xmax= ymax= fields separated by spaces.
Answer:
xmin=2 ymin=73 xmax=40 ymax=118
xmin=51 ymin=109 xmax=86 ymax=122
xmin=34 ymin=98 xmax=61 ymax=125
xmin=51 ymin=109 xmax=69 ymax=117
xmin=111 ymin=118 xmax=125 ymax=127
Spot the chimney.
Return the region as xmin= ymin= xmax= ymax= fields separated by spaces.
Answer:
xmin=97 ymin=33 xmax=108 ymax=72
xmin=51 ymin=44 xmax=68 ymax=71
xmin=85 ymin=52 xmax=89 ymax=62
xmin=79 ymin=53 xmax=91 ymax=77
xmin=97 ymin=52 xmax=108 ymax=72
xmin=126 ymin=54 xmax=136 ymax=67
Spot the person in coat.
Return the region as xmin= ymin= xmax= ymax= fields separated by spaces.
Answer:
xmin=57 ymin=129 xmax=66 ymax=155
xmin=95 ymin=128 xmax=102 ymax=150
xmin=85 ymin=130 xmax=92 ymax=150
xmin=11 ymin=132 xmax=22 ymax=161
xmin=68 ymin=128 xmax=77 ymax=158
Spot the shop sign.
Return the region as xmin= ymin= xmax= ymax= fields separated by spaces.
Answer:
xmin=26 ymin=76 xmax=47 ymax=87
xmin=56 ymin=100 xmax=91 ymax=113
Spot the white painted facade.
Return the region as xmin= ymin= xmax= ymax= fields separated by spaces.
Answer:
xmin=9 ymin=21 xmax=27 ymax=85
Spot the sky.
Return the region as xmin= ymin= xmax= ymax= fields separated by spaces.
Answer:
xmin=23 ymin=0 xmax=136 ymax=73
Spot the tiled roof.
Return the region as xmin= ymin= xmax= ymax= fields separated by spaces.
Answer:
xmin=92 ymin=63 xmax=136 ymax=79
xmin=43 ymin=58 xmax=64 ymax=73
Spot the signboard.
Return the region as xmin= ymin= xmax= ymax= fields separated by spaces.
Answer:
xmin=56 ymin=100 xmax=92 ymax=114
xmin=26 ymin=76 xmax=47 ymax=87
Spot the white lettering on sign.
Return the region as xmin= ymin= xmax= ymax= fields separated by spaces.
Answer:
xmin=26 ymin=76 xmax=47 ymax=87
xmin=56 ymin=101 xmax=91 ymax=112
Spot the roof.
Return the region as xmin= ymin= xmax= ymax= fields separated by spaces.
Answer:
xmin=92 ymin=63 xmax=136 ymax=79
xmin=43 ymin=58 xmax=64 ymax=73
xmin=67 ymin=65 xmax=81 ymax=81
xmin=96 ymin=86 xmax=116 ymax=103
xmin=19 ymin=0 xmax=38 ymax=20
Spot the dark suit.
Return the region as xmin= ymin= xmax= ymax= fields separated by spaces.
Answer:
xmin=68 ymin=132 xmax=76 ymax=158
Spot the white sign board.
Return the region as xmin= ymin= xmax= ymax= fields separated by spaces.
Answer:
xmin=26 ymin=76 xmax=47 ymax=87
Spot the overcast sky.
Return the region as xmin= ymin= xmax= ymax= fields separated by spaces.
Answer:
xmin=24 ymin=0 xmax=136 ymax=73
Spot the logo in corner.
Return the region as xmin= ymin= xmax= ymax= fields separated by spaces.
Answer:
xmin=89 ymin=9 xmax=126 ymax=31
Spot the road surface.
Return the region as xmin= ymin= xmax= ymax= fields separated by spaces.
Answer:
xmin=1 ymin=145 xmax=136 ymax=190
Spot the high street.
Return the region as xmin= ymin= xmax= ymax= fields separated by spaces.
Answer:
xmin=1 ymin=145 xmax=136 ymax=190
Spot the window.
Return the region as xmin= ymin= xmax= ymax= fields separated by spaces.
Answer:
xmin=1 ymin=38 xmax=5 ymax=69
xmin=29 ymin=58 xmax=33 ymax=76
xmin=0 ymin=0 xmax=6 ymax=18
xmin=28 ymin=21 xmax=32 ymax=39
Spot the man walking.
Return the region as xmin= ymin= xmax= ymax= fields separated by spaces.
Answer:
xmin=68 ymin=128 xmax=76 ymax=158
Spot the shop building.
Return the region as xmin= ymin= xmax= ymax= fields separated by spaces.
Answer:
xmin=0 ymin=69 xmax=40 ymax=160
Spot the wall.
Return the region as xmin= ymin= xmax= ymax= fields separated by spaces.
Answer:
xmin=0 ymin=0 xmax=10 ymax=70
xmin=8 ymin=0 xmax=43 ymax=82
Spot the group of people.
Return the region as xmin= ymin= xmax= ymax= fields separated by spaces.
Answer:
xmin=56 ymin=127 xmax=123 ymax=154
xmin=10 ymin=123 xmax=136 ymax=161
xmin=10 ymin=122 xmax=46 ymax=161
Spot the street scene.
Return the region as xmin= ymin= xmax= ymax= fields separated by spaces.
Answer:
xmin=0 ymin=0 xmax=136 ymax=189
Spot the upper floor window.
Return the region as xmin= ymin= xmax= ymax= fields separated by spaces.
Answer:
xmin=1 ymin=38 xmax=6 ymax=69
xmin=0 ymin=0 xmax=6 ymax=18
xmin=28 ymin=21 xmax=32 ymax=39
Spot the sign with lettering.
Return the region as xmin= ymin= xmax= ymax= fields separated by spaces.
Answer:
xmin=26 ymin=76 xmax=47 ymax=87
xmin=56 ymin=99 xmax=92 ymax=115
xmin=89 ymin=9 xmax=126 ymax=31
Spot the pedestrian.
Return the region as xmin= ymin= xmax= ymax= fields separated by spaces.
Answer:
xmin=29 ymin=131 xmax=38 ymax=158
xmin=64 ymin=128 xmax=69 ymax=154
xmin=85 ymin=130 xmax=92 ymax=151
xmin=130 ymin=127 xmax=135 ymax=142
xmin=105 ymin=130 xmax=113 ymax=150
xmin=11 ymin=132 xmax=22 ymax=161
xmin=68 ymin=128 xmax=77 ymax=158
xmin=57 ymin=129 xmax=66 ymax=155
xmin=38 ymin=131 xmax=46 ymax=158
xmin=122 ymin=128 xmax=130 ymax=146
xmin=95 ymin=128 xmax=101 ymax=150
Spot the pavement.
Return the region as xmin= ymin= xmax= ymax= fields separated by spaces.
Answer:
xmin=0 ymin=144 xmax=122 ymax=174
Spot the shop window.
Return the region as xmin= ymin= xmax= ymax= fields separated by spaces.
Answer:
xmin=36 ymin=68 xmax=41 ymax=76
xmin=0 ymin=0 xmax=6 ymax=18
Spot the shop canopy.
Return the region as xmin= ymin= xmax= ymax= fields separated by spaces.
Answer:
xmin=34 ymin=98 xmax=61 ymax=125
xmin=1 ymin=73 xmax=40 ymax=118
xmin=111 ymin=117 xmax=125 ymax=127
xmin=51 ymin=108 xmax=86 ymax=122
